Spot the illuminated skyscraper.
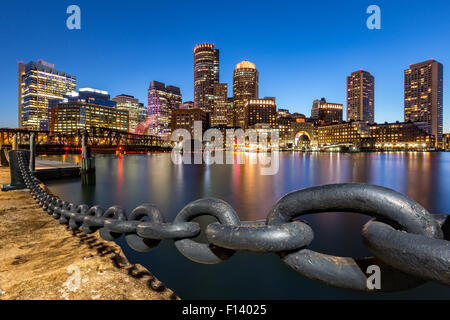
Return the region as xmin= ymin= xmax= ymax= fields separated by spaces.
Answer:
xmin=311 ymin=98 xmax=343 ymax=124
xmin=404 ymin=59 xmax=443 ymax=146
xmin=194 ymin=43 xmax=219 ymax=112
xmin=50 ymin=88 xmax=129 ymax=134
xmin=245 ymin=97 xmax=277 ymax=128
xmin=112 ymin=94 xmax=146 ymax=133
xmin=347 ymin=70 xmax=374 ymax=124
xmin=18 ymin=60 xmax=76 ymax=129
xmin=211 ymin=83 xmax=228 ymax=127
xmin=148 ymin=81 xmax=182 ymax=138
xmin=233 ymin=60 xmax=259 ymax=128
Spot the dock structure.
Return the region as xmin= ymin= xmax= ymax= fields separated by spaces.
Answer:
xmin=0 ymin=166 xmax=178 ymax=300
xmin=35 ymin=158 xmax=81 ymax=180
xmin=1 ymin=152 xmax=81 ymax=181
xmin=1 ymin=132 xmax=83 ymax=180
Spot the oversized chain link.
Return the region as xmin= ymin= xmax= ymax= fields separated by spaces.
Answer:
xmin=15 ymin=151 xmax=450 ymax=292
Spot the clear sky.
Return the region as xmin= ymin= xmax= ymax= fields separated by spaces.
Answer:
xmin=0 ymin=0 xmax=449 ymax=130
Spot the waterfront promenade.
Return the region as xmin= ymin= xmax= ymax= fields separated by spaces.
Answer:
xmin=0 ymin=167 xmax=178 ymax=300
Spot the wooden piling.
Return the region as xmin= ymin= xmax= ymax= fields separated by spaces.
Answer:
xmin=29 ymin=133 xmax=36 ymax=172
xmin=81 ymin=131 xmax=95 ymax=175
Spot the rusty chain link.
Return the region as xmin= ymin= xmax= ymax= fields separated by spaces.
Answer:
xmin=16 ymin=151 xmax=450 ymax=292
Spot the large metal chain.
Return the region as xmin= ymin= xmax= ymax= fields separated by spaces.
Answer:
xmin=15 ymin=151 xmax=450 ymax=292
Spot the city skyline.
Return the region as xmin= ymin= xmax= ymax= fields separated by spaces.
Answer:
xmin=15 ymin=52 xmax=445 ymax=134
xmin=0 ymin=0 xmax=449 ymax=131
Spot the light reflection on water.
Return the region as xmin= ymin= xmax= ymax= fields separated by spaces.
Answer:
xmin=43 ymin=152 xmax=450 ymax=299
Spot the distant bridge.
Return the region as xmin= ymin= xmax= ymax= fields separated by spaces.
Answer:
xmin=0 ymin=127 xmax=171 ymax=153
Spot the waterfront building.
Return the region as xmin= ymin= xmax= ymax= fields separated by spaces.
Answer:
xmin=211 ymin=83 xmax=229 ymax=127
xmin=404 ymin=59 xmax=443 ymax=147
xmin=50 ymin=88 xmax=128 ymax=134
xmin=311 ymin=98 xmax=343 ymax=124
xmin=206 ymin=125 xmax=241 ymax=150
xmin=369 ymin=121 xmax=435 ymax=150
xmin=233 ymin=60 xmax=259 ymax=128
xmin=274 ymin=109 xmax=298 ymax=147
xmin=277 ymin=116 xmax=296 ymax=147
xmin=443 ymin=133 xmax=450 ymax=150
xmin=148 ymin=81 xmax=182 ymax=138
xmin=244 ymin=97 xmax=277 ymax=129
xmin=18 ymin=60 xmax=76 ymax=130
xmin=246 ymin=123 xmax=278 ymax=151
xmin=347 ymin=70 xmax=375 ymax=123
xmin=112 ymin=94 xmax=145 ymax=133
xmin=194 ymin=43 xmax=219 ymax=112
xmin=171 ymin=108 xmax=210 ymax=136
xmin=290 ymin=121 xmax=317 ymax=149
xmin=316 ymin=121 xmax=371 ymax=150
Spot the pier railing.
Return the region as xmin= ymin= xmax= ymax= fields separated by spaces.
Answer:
xmin=8 ymin=149 xmax=450 ymax=292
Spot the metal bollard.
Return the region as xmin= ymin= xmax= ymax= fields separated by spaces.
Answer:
xmin=0 ymin=147 xmax=8 ymax=167
xmin=1 ymin=150 xmax=30 ymax=191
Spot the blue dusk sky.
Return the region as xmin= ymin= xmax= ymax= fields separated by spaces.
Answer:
xmin=0 ymin=0 xmax=449 ymax=130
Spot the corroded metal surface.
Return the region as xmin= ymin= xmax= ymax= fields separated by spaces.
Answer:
xmin=266 ymin=183 xmax=443 ymax=291
xmin=363 ymin=219 xmax=450 ymax=286
xmin=206 ymin=220 xmax=313 ymax=252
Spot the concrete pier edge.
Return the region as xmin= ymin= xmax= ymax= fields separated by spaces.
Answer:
xmin=0 ymin=167 xmax=179 ymax=300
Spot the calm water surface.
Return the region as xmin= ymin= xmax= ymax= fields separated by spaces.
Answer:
xmin=43 ymin=152 xmax=450 ymax=299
